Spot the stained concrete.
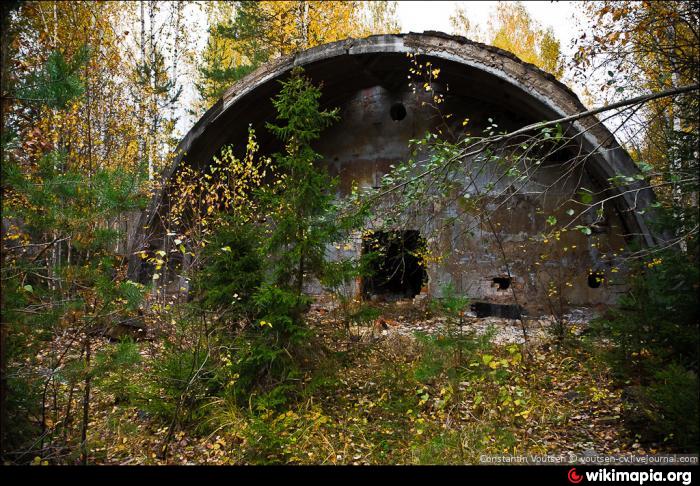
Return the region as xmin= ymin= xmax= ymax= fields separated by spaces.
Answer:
xmin=128 ymin=32 xmax=661 ymax=313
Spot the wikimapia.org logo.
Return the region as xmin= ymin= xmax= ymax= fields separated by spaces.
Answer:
xmin=568 ymin=468 xmax=584 ymax=483
xmin=567 ymin=468 xmax=693 ymax=485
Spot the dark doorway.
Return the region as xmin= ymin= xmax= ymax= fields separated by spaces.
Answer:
xmin=362 ymin=230 xmax=427 ymax=298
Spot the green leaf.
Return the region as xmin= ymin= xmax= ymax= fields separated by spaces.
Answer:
xmin=554 ymin=123 xmax=563 ymax=140
xmin=578 ymin=188 xmax=594 ymax=205
xmin=637 ymin=161 xmax=653 ymax=173
xmin=546 ymin=215 xmax=557 ymax=226
xmin=23 ymin=284 xmax=34 ymax=293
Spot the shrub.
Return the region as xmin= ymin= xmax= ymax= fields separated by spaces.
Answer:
xmin=191 ymin=216 xmax=264 ymax=324
xmin=642 ymin=364 xmax=699 ymax=451
xmin=140 ymin=317 xmax=216 ymax=426
xmin=223 ymin=284 xmax=311 ymax=406
xmin=589 ymin=242 xmax=699 ymax=451
xmin=94 ymin=339 xmax=142 ymax=405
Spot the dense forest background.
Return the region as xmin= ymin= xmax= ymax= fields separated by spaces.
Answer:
xmin=1 ymin=1 xmax=698 ymax=465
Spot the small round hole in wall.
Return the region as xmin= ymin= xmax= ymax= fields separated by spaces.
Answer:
xmin=588 ymin=272 xmax=604 ymax=288
xmin=390 ymin=102 xmax=407 ymax=121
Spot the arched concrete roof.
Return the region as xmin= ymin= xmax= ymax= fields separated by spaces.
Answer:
xmin=128 ymin=32 xmax=658 ymax=279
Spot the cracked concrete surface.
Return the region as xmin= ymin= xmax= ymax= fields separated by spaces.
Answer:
xmin=127 ymin=32 xmax=661 ymax=313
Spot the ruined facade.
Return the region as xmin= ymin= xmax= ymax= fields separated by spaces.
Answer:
xmin=128 ymin=32 xmax=660 ymax=315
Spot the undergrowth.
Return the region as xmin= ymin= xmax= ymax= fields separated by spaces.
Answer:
xmin=34 ymin=298 xmax=662 ymax=465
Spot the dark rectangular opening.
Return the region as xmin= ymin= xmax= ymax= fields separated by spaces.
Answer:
xmin=471 ymin=302 xmax=523 ymax=319
xmin=361 ymin=230 xmax=427 ymax=299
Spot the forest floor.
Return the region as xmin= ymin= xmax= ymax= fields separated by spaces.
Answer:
xmin=35 ymin=299 xmax=669 ymax=465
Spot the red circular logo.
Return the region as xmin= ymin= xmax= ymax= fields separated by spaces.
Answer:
xmin=568 ymin=468 xmax=583 ymax=484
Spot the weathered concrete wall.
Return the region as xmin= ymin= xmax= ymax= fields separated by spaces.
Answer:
xmin=128 ymin=32 xmax=660 ymax=313
xmin=312 ymin=82 xmax=629 ymax=312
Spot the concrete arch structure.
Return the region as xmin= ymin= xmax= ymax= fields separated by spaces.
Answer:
xmin=128 ymin=32 xmax=658 ymax=312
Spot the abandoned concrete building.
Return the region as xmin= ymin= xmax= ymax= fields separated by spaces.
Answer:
xmin=127 ymin=32 xmax=660 ymax=316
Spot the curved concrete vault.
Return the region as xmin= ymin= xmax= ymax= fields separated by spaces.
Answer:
xmin=128 ymin=32 xmax=659 ymax=311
